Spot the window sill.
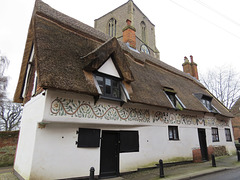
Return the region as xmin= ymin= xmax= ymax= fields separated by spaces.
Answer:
xmin=169 ymin=139 xmax=180 ymax=141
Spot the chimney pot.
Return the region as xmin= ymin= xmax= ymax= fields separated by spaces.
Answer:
xmin=126 ymin=19 xmax=132 ymax=26
xmin=182 ymin=55 xmax=199 ymax=80
xmin=190 ymin=55 xmax=193 ymax=63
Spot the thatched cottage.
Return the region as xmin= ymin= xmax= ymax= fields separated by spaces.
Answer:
xmin=13 ymin=0 xmax=236 ymax=179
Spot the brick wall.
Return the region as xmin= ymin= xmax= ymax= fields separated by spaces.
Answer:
xmin=0 ymin=131 xmax=19 ymax=167
xmin=232 ymin=116 xmax=240 ymax=141
xmin=192 ymin=145 xmax=228 ymax=163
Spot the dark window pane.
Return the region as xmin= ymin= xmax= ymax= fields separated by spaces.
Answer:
xmin=225 ymin=128 xmax=232 ymax=141
xmin=212 ymin=128 xmax=219 ymax=142
xmin=96 ymin=76 xmax=104 ymax=85
xmin=105 ymin=78 xmax=111 ymax=86
xmin=169 ymin=126 xmax=179 ymax=140
xmin=112 ymin=88 xmax=119 ymax=98
xmin=95 ymin=74 xmax=121 ymax=100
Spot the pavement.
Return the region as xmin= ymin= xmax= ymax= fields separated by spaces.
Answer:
xmin=0 ymin=166 xmax=17 ymax=180
xmin=121 ymin=155 xmax=240 ymax=180
xmin=0 ymin=155 xmax=240 ymax=180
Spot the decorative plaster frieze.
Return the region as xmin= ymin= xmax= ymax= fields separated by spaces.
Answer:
xmin=51 ymin=98 xmax=150 ymax=122
xmin=50 ymin=98 xmax=229 ymax=127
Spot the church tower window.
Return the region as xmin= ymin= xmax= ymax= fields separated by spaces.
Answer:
xmin=141 ymin=21 xmax=146 ymax=43
xmin=108 ymin=18 xmax=117 ymax=37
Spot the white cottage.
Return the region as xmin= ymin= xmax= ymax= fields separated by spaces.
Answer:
xmin=13 ymin=1 xmax=235 ymax=179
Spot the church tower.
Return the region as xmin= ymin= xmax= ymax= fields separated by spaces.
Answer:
xmin=94 ymin=0 xmax=160 ymax=59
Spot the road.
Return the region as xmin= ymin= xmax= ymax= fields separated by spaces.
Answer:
xmin=192 ymin=167 xmax=240 ymax=180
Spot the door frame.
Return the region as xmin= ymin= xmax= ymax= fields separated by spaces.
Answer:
xmin=99 ymin=130 xmax=120 ymax=178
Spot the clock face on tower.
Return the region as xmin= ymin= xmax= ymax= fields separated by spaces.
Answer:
xmin=140 ymin=44 xmax=150 ymax=55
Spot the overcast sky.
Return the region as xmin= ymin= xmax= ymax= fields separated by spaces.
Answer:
xmin=1 ymin=0 xmax=240 ymax=100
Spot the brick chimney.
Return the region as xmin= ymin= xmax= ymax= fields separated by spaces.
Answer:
xmin=182 ymin=55 xmax=199 ymax=80
xmin=122 ymin=19 xmax=136 ymax=49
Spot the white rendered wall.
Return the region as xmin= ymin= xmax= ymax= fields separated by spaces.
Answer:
xmin=14 ymin=94 xmax=46 ymax=180
xmin=29 ymin=123 xmax=101 ymax=179
xmin=15 ymin=89 xmax=236 ymax=179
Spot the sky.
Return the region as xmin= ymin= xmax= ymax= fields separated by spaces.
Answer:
xmin=1 ymin=0 xmax=240 ymax=100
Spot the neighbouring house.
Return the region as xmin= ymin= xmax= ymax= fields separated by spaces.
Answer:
xmin=231 ymin=98 xmax=240 ymax=142
xmin=13 ymin=0 xmax=235 ymax=179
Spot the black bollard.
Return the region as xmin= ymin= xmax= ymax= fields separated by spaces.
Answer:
xmin=89 ymin=167 xmax=95 ymax=180
xmin=159 ymin=159 xmax=165 ymax=178
xmin=237 ymin=151 xmax=240 ymax=162
xmin=211 ymin=154 xmax=216 ymax=167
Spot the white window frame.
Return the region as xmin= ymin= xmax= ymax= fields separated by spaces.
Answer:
xmin=22 ymin=47 xmax=34 ymax=98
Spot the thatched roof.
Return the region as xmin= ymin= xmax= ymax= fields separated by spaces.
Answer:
xmin=14 ymin=0 xmax=232 ymax=117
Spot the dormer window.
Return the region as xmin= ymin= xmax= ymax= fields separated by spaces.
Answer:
xmin=95 ymin=73 xmax=121 ymax=100
xmin=164 ymin=87 xmax=184 ymax=110
xmin=194 ymin=93 xmax=218 ymax=113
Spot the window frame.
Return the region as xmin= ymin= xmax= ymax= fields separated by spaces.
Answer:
xmin=140 ymin=21 xmax=146 ymax=43
xmin=194 ymin=93 xmax=218 ymax=113
xmin=164 ymin=89 xmax=185 ymax=110
xmin=212 ymin=127 xmax=220 ymax=142
xmin=22 ymin=46 xmax=34 ymax=98
xmin=168 ymin=126 xmax=179 ymax=141
xmin=201 ymin=95 xmax=217 ymax=112
xmin=108 ymin=18 xmax=117 ymax=37
xmin=95 ymin=72 xmax=122 ymax=101
xmin=225 ymin=128 xmax=232 ymax=142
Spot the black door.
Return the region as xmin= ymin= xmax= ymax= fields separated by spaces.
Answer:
xmin=198 ymin=128 xmax=208 ymax=161
xmin=100 ymin=131 xmax=119 ymax=178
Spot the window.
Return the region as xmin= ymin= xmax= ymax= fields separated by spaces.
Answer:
xmin=22 ymin=46 xmax=34 ymax=98
xmin=164 ymin=88 xmax=184 ymax=110
xmin=95 ymin=73 xmax=121 ymax=100
xmin=31 ymin=70 xmax=38 ymax=96
xmin=212 ymin=128 xmax=219 ymax=142
xmin=194 ymin=94 xmax=218 ymax=113
xmin=201 ymin=96 xmax=217 ymax=113
xmin=168 ymin=126 xmax=179 ymax=140
xmin=225 ymin=128 xmax=232 ymax=142
xmin=108 ymin=18 xmax=117 ymax=37
xmin=140 ymin=21 xmax=146 ymax=43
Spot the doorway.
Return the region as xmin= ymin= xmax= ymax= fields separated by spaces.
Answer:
xmin=100 ymin=131 xmax=119 ymax=178
xmin=198 ymin=128 xmax=208 ymax=161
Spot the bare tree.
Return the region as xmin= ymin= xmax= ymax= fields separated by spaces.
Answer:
xmin=0 ymin=102 xmax=22 ymax=131
xmin=200 ymin=66 xmax=240 ymax=109
xmin=0 ymin=52 xmax=22 ymax=131
xmin=0 ymin=51 xmax=9 ymax=103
